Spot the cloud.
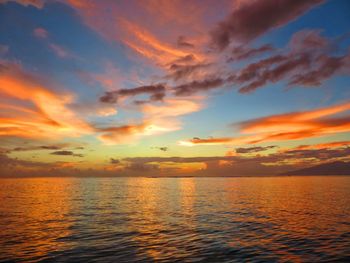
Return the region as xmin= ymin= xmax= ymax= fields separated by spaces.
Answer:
xmin=163 ymin=30 xmax=349 ymax=97
xmin=50 ymin=150 xmax=83 ymax=157
xmin=152 ymin=146 xmax=168 ymax=152
xmin=125 ymin=162 xmax=159 ymax=172
xmin=2 ymin=139 xmax=350 ymax=177
xmin=173 ymin=77 xmax=224 ymax=96
xmin=110 ymin=158 xmax=120 ymax=164
xmin=99 ymin=94 xmax=203 ymax=145
xmin=235 ymin=145 xmax=277 ymax=154
xmin=0 ymin=153 xmax=51 ymax=168
xmin=48 ymin=43 xmax=72 ymax=58
xmin=228 ymin=44 xmax=274 ymax=61
xmin=97 ymin=123 xmax=150 ymax=144
xmin=96 ymin=120 xmax=180 ymax=145
xmin=64 ymin=1 xmax=345 ymax=103
xmin=12 ymin=144 xmax=66 ymax=152
xmin=179 ymin=101 xmax=350 ymax=146
xmin=177 ymin=36 xmax=194 ymax=49
xmin=294 ymin=141 xmax=350 ymax=150
xmin=280 ymin=147 xmax=350 ymax=161
xmin=179 ymin=137 xmax=237 ymax=146
xmin=33 ymin=28 xmax=73 ymax=59
xmin=167 ymin=62 xmax=211 ymax=81
xmin=141 ymin=97 xmax=203 ymax=118
xmin=289 ymin=55 xmax=347 ymax=86
xmin=100 ymin=84 xmax=166 ymax=104
xmin=33 ymin=27 xmax=48 ymax=39
xmin=0 ymin=0 xmax=44 ymax=8
xmin=123 ymin=144 xmax=350 ymax=176
xmin=211 ymin=0 xmax=324 ymax=50
xmin=0 ymin=61 xmax=93 ymax=139
xmin=227 ymin=30 xmax=350 ymax=93
xmin=120 ymin=18 xmax=193 ymax=65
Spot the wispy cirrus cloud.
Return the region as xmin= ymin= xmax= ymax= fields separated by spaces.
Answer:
xmin=33 ymin=27 xmax=73 ymax=59
xmin=0 ymin=61 xmax=93 ymax=139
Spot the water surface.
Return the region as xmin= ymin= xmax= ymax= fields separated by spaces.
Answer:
xmin=0 ymin=176 xmax=349 ymax=262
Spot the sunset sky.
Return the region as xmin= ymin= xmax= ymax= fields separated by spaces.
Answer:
xmin=0 ymin=0 xmax=350 ymax=177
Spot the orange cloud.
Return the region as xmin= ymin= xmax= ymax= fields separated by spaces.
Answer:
xmin=0 ymin=61 xmax=92 ymax=139
xmin=293 ymin=141 xmax=350 ymax=150
xmin=121 ymin=19 xmax=204 ymax=67
xmin=179 ymin=102 xmax=350 ymax=146
xmin=240 ymin=102 xmax=350 ymax=137
xmin=97 ymin=119 xmax=181 ymax=145
xmin=63 ymin=0 xmax=211 ymax=67
xmin=141 ymin=97 xmax=203 ymax=118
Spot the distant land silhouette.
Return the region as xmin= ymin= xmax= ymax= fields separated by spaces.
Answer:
xmin=282 ymin=161 xmax=350 ymax=176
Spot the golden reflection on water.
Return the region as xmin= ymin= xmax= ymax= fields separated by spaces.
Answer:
xmin=0 ymin=178 xmax=77 ymax=261
xmin=0 ymin=176 xmax=349 ymax=262
xmin=125 ymin=178 xmax=166 ymax=260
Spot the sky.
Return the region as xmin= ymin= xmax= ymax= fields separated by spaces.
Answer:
xmin=0 ymin=0 xmax=350 ymax=177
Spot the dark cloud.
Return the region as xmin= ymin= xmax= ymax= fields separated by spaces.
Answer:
xmin=97 ymin=31 xmax=347 ymax=101
xmin=75 ymin=146 xmax=85 ymax=150
xmin=168 ymin=63 xmax=211 ymax=81
xmin=13 ymin=145 xmax=63 ymax=151
xmin=152 ymin=147 xmax=168 ymax=152
xmin=282 ymin=147 xmax=350 ymax=161
xmin=228 ymin=30 xmax=350 ymax=93
xmin=236 ymin=145 xmax=277 ymax=154
xmin=50 ymin=150 xmax=83 ymax=157
xmin=211 ymin=0 xmax=323 ymax=50
xmin=164 ymin=30 xmax=348 ymax=97
xmin=238 ymin=54 xmax=311 ymax=93
xmin=289 ymin=55 xmax=347 ymax=86
xmin=228 ymin=44 xmax=274 ymax=61
xmin=0 ymin=153 xmax=51 ymax=168
xmin=100 ymin=84 xmax=166 ymax=104
xmin=110 ymin=158 xmax=120 ymax=164
xmin=173 ymin=77 xmax=224 ymax=96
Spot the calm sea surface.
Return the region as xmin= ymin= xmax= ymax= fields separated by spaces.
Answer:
xmin=0 ymin=176 xmax=349 ymax=262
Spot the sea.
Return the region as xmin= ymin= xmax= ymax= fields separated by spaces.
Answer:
xmin=0 ymin=176 xmax=349 ymax=262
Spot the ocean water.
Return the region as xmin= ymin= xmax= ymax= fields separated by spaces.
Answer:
xmin=0 ymin=176 xmax=349 ymax=262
